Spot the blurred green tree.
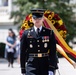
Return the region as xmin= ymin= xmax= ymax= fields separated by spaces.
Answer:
xmin=10 ymin=0 xmax=76 ymax=43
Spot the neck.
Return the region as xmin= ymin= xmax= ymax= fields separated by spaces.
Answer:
xmin=35 ymin=25 xmax=42 ymax=28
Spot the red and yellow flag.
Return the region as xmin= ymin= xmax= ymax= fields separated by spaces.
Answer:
xmin=43 ymin=17 xmax=76 ymax=58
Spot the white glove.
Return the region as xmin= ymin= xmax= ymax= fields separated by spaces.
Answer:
xmin=48 ymin=71 xmax=54 ymax=75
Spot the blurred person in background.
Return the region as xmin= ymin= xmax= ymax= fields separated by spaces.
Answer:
xmin=16 ymin=35 xmax=20 ymax=64
xmin=5 ymin=28 xmax=16 ymax=68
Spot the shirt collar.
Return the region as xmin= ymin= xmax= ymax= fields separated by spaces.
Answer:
xmin=34 ymin=26 xmax=42 ymax=32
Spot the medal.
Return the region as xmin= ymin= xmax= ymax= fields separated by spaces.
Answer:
xmin=42 ymin=40 xmax=45 ymax=42
xmin=44 ymin=43 xmax=47 ymax=48
xmin=30 ymin=41 xmax=32 ymax=43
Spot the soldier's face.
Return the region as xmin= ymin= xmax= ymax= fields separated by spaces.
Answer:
xmin=32 ymin=17 xmax=44 ymax=28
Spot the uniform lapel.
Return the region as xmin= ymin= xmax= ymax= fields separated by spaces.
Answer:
xmin=30 ymin=26 xmax=46 ymax=38
xmin=39 ymin=26 xmax=45 ymax=36
xmin=30 ymin=27 xmax=37 ymax=38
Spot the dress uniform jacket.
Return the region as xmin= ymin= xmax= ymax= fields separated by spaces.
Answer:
xmin=20 ymin=26 xmax=57 ymax=75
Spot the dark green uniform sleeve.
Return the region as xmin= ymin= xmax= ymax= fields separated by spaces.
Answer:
xmin=20 ymin=31 xmax=28 ymax=74
xmin=49 ymin=30 xmax=57 ymax=72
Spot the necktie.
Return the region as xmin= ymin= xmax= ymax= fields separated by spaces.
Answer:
xmin=37 ymin=28 xmax=40 ymax=36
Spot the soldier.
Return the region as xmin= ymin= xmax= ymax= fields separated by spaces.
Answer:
xmin=20 ymin=8 xmax=57 ymax=75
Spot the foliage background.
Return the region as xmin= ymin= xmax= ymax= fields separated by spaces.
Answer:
xmin=10 ymin=0 xmax=76 ymax=43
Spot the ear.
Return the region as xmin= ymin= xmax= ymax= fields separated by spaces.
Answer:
xmin=42 ymin=16 xmax=44 ymax=22
xmin=32 ymin=17 xmax=34 ymax=21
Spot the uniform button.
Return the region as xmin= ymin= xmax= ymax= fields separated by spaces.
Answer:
xmin=37 ymin=40 xmax=39 ymax=42
xmin=43 ymin=29 xmax=45 ymax=32
xmin=30 ymin=44 xmax=33 ymax=48
xmin=38 ymin=50 xmax=40 ymax=52
xmin=30 ymin=41 xmax=32 ymax=43
xmin=28 ymin=33 xmax=30 ymax=36
xmin=38 ymin=45 xmax=40 ymax=47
